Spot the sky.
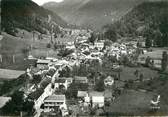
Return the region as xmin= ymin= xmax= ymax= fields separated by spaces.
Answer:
xmin=32 ymin=0 xmax=64 ymax=5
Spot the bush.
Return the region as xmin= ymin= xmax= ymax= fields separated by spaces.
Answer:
xmin=46 ymin=43 xmax=51 ymax=48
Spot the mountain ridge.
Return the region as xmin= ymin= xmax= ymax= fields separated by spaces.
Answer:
xmin=1 ymin=0 xmax=67 ymax=36
xmin=43 ymin=0 xmax=145 ymax=30
xmin=103 ymin=1 xmax=168 ymax=47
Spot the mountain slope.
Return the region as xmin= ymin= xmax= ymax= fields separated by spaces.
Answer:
xmin=104 ymin=1 xmax=168 ymax=46
xmin=1 ymin=0 xmax=67 ymax=36
xmin=44 ymin=0 xmax=144 ymax=30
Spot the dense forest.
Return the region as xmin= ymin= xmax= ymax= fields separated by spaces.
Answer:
xmin=1 ymin=0 xmax=67 ymax=36
xmin=104 ymin=1 xmax=168 ymax=47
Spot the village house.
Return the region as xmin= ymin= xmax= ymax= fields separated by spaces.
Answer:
xmin=55 ymin=79 xmax=69 ymax=90
xmin=89 ymin=91 xmax=105 ymax=108
xmin=66 ymin=43 xmax=75 ymax=50
xmin=36 ymin=59 xmax=51 ymax=70
xmin=92 ymin=96 xmax=105 ymax=108
xmin=151 ymin=58 xmax=162 ymax=69
xmin=44 ymin=94 xmax=66 ymax=112
xmin=77 ymin=91 xmax=88 ymax=99
xmin=59 ymin=77 xmax=73 ymax=86
xmin=94 ymin=40 xmax=104 ymax=50
xmin=104 ymin=76 xmax=114 ymax=87
xmin=54 ymin=60 xmax=69 ymax=69
xmin=76 ymin=36 xmax=88 ymax=44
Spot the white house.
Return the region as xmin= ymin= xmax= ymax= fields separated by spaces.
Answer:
xmin=92 ymin=96 xmax=104 ymax=108
xmin=152 ymin=58 xmax=162 ymax=69
xmin=44 ymin=94 xmax=66 ymax=112
xmin=36 ymin=59 xmax=51 ymax=70
xmin=94 ymin=41 xmax=104 ymax=50
xmin=88 ymin=91 xmax=105 ymax=108
xmin=77 ymin=91 xmax=88 ymax=99
xmin=104 ymin=76 xmax=114 ymax=86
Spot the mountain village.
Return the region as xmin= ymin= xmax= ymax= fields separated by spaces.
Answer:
xmin=1 ymin=0 xmax=168 ymax=117
xmin=1 ymin=24 xmax=168 ymax=116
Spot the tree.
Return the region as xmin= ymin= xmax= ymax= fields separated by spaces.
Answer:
xmin=59 ymin=66 xmax=71 ymax=77
xmin=104 ymin=40 xmax=112 ymax=48
xmin=22 ymin=100 xmax=35 ymax=115
xmin=122 ymin=55 xmax=130 ymax=66
xmin=58 ymin=49 xmax=74 ymax=57
xmin=145 ymin=56 xmax=151 ymax=67
xmin=1 ymin=91 xmax=24 ymax=115
xmin=104 ymin=29 xmax=117 ymax=42
xmin=139 ymin=73 xmax=144 ymax=82
xmin=145 ymin=38 xmax=152 ymax=48
xmin=46 ymin=43 xmax=51 ymax=48
xmin=31 ymin=74 xmax=42 ymax=85
xmin=161 ymin=51 xmax=168 ymax=71
xmin=94 ymin=78 xmax=105 ymax=92
xmin=124 ymin=80 xmax=134 ymax=89
xmin=65 ymin=83 xmax=88 ymax=99
xmin=88 ymin=32 xmax=97 ymax=45
xmin=134 ymin=70 xmax=139 ymax=78
xmin=153 ymin=30 xmax=162 ymax=47
xmin=22 ymin=48 xmax=30 ymax=57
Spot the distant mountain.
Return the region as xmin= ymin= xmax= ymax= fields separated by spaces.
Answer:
xmin=43 ymin=0 xmax=144 ymax=30
xmin=1 ymin=0 xmax=67 ymax=36
xmin=104 ymin=1 xmax=168 ymax=47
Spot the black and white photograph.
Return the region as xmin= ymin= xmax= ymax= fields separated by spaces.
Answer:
xmin=0 ymin=0 xmax=168 ymax=116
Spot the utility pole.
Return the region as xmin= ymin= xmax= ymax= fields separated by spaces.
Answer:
xmin=0 ymin=54 xmax=2 ymax=63
xmin=51 ymin=24 xmax=54 ymax=44
xmin=12 ymin=54 xmax=15 ymax=63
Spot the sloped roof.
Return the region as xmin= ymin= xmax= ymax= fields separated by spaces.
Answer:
xmin=92 ymin=96 xmax=104 ymax=103
xmin=105 ymin=76 xmax=114 ymax=81
xmin=77 ymin=91 xmax=88 ymax=97
xmin=28 ymin=88 xmax=44 ymax=100
xmin=37 ymin=59 xmax=51 ymax=64
xmin=89 ymin=91 xmax=104 ymax=97
xmin=45 ymin=94 xmax=65 ymax=102
xmin=55 ymin=79 xmax=66 ymax=83
xmin=74 ymin=76 xmax=87 ymax=81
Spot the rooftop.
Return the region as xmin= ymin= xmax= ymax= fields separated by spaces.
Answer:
xmin=77 ymin=91 xmax=88 ymax=97
xmin=28 ymin=88 xmax=44 ymax=100
xmin=89 ymin=91 xmax=104 ymax=97
xmin=55 ymin=79 xmax=66 ymax=83
xmin=45 ymin=94 xmax=65 ymax=101
xmin=92 ymin=96 xmax=104 ymax=103
xmin=37 ymin=59 xmax=51 ymax=64
xmin=74 ymin=76 xmax=88 ymax=81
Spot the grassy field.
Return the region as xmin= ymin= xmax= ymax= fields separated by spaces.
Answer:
xmin=0 ymin=69 xmax=25 ymax=80
xmin=104 ymin=65 xmax=168 ymax=115
xmin=119 ymin=66 xmax=159 ymax=81
xmin=105 ymin=90 xmax=158 ymax=115
xmin=0 ymin=32 xmax=50 ymax=70
xmin=140 ymin=48 xmax=168 ymax=59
